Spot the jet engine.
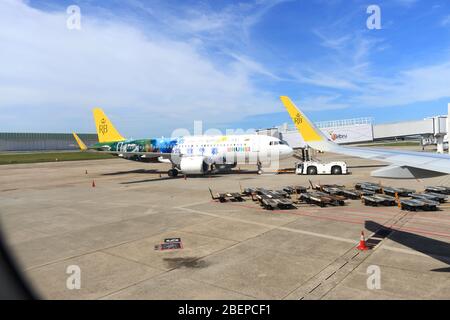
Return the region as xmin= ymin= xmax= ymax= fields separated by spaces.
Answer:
xmin=179 ymin=156 xmax=209 ymax=174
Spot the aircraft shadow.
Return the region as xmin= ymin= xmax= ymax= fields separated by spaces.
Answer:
xmin=105 ymin=168 xmax=259 ymax=178
xmin=120 ymin=175 xmax=223 ymax=184
xmin=347 ymin=164 xmax=388 ymax=169
xmin=365 ymin=220 xmax=450 ymax=272
xmin=102 ymin=169 xmax=167 ymax=176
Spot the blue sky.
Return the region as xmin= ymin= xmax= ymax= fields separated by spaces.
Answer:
xmin=1 ymin=0 xmax=450 ymax=136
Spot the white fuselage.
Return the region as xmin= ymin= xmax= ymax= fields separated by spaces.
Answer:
xmin=172 ymin=134 xmax=293 ymax=165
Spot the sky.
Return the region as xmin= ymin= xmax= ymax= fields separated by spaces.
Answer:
xmin=0 ymin=0 xmax=450 ymax=137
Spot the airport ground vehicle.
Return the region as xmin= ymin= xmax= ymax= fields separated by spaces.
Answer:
xmin=295 ymin=161 xmax=347 ymax=175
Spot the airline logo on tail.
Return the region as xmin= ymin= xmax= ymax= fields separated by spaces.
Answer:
xmin=294 ymin=113 xmax=303 ymax=125
xmin=280 ymin=96 xmax=323 ymax=142
xmin=99 ymin=118 xmax=108 ymax=135
xmin=92 ymin=108 xmax=126 ymax=143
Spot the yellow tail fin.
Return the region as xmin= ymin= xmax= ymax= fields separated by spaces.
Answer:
xmin=280 ymin=96 xmax=324 ymax=142
xmin=72 ymin=132 xmax=87 ymax=150
xmin=92 ymin=108 xmax=126 ymax=143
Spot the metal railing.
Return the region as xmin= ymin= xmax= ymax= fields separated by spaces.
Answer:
xmin=315 ymin=117 xmax=373 ymax=129
xmin=278 ymin=117 xmax=374 ymax=133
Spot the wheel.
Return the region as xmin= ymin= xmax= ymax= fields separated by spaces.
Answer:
xmin=331 ymin=166 xmax=342 ymax=175
xmin=307 ymin=166 xmax=317 ymax=175
xmin=168 ymin=169 xmax=178 ymax=177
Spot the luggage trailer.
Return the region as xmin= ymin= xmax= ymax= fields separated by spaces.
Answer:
xmin=361 ymin=194 xmax=396 ymax=207
xmin=410 ymin=193 xmax=447 ymax=203
xmin=360 ymin=184 xmax=383 ymax=194
xmin=209 ymin=188 xmax=245 ymax=203
xmin=252 ymin=192 xmax=295 ymax=210
xmin=400 ymin=199 xmax=439 ymax=211
xmin=299 ymin=191 xmax=346 ymax=207
xmin=425 ymin=186 xmax=450 ymax=195
xmin=382 ymin=187 xmax=415 ymax=197
xmin=341 ymin=189 xmax=375 ymax=200
xmin=299 ymin=192 xmax=332 ymax=207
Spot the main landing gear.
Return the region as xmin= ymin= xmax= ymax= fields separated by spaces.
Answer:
xmin=168 ymin=168 xmax=179 ymax=177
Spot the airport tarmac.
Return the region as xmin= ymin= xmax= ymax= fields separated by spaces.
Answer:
xmin=0 ymin=151 xmax=449 ymax=300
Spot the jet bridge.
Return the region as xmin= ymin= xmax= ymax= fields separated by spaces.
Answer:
xmin=263 ymin=103 xmax=449 ymax=154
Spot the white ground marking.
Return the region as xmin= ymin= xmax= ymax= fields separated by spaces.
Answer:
xmin=175 ymin=202 xmax=443 ymax=260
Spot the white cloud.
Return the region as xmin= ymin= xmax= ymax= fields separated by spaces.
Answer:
xmin=288 ymin=27 xmax=450 ymax=111
xmin=393 ymin=0 xmax=419 ymax=6
xmin=298 ymin=95 xmax=350 ymax=111
xmin=441 ymin=15 xmax=450 ymax=27
xmin=356 ymin=62 xmax=450 ymax=108
xmin=0 ymin=0 xmax=279 ymax=135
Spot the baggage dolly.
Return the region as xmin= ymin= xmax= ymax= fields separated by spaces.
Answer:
xmin=400 ymin=199 xmax=439 ymax=211
xmin=361 ymin=194 xmax=395 ymax=206
xmin=425 ymin=186 xmax=450 ymax=195
xmin=209 ymin=188 xmax=245 ymax=203
xmin=341 ymin=189 xmax=374 ymax=200
xmin=411 ymin=193 xmax=447 ymax=203
xmin=382 ymin=187 xmax=415 ymax=197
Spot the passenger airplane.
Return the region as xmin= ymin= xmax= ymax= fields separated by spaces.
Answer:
xmin=73 ymin=108 xmax=293 ymax=176
xmin=280 ymin=96 xmax=450 ymax=179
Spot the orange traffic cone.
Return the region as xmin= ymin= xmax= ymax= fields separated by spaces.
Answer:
xmin=357 ymin=231 xmax=369 ymax=251
xmin=92 ymin=180 xmax=96 ymax=188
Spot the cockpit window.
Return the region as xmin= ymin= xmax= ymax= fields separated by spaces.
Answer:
xmin=269 ymin=141 xmax=279 ymax=145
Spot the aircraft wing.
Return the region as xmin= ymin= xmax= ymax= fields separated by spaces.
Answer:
xmin=280 ymin=96 xmax=450 ymax=178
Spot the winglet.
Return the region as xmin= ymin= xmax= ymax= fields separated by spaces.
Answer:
xmin=92 ymin=108 xmax=126 ymax=143
xmin=72 ymin=132 xmax=88 ymax=150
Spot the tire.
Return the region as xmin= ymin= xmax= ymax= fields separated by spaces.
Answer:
xmin=168 ymin=169 xmax=178 ymax=177
xmin=331 ymin=166 xmax=342 ymax=175
xmin=307 ymin=166 xmax=317 ymax=175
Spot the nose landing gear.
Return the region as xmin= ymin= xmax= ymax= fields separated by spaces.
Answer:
xmin=257 ymin=161 xmax=263 ymax=175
